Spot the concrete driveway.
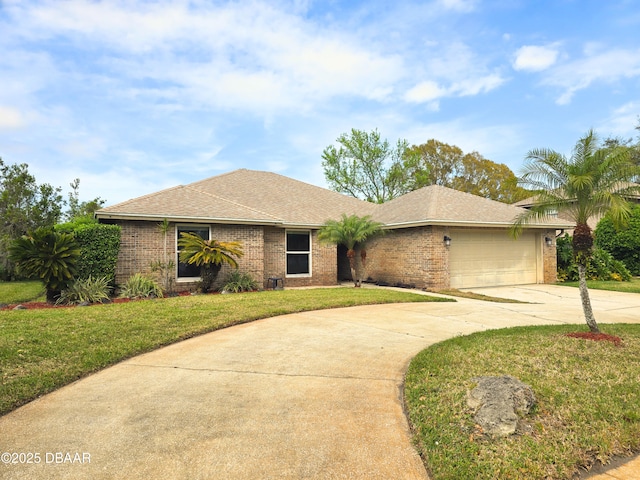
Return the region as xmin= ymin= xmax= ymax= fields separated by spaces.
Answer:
xmin=1 ymin=285 xmax=639 ymax=479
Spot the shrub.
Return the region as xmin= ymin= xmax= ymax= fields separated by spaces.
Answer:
xmin=56 ymin=222 xmax=121 ymax=286
xmin=220 ymin=271 xmax=258 ymax=293
xmin=57 ymin=276 xmax=111 ymax=305
xmin=8 ymin=227 xmax=80 ymax=302
xmin=556 ymin=234 xmax=632 ymax=282
xmin=119 ymin=273 xmax=163 ymax=299
xmin=595 ymin=205 xmax=640 ymax=275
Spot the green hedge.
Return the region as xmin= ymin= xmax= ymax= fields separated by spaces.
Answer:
xmin=56 ymin=222 xmax=121 ymax=285
xmin=595 ymin=205 xmax=640 ymax=275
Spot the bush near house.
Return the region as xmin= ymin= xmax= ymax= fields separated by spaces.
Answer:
xmin=557 ymin=234 xmax=631 ymax=282
xmin=595 ymin=205 xmax=640 ymax=275
xmin=56 ymin=221 xmax=121 ymax=286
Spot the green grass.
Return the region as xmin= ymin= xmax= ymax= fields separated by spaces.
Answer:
xmin=559 ymin=277 xmax=640 ymax=293
xmin=405 ymin=324 xmax=640 ymax=479
xmin=0 ymin=286 xmax=450 ymax=416
xmin=0 ymin=280 xmax=46 ymax=304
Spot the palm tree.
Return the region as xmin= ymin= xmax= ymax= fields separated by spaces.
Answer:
xmin=9 ymin=227 xmax=81 ymax=302
xmin=177 ymin=232 xmax=243 ymax=293
xmin=318 ymin=214 xmax=384 ymax=287
xmin=511 ymin=130 xmax=640 ymax=333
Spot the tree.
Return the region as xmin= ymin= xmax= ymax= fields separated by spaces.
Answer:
xmin=8 ymin=227 xmax=80 ymax=302
xmin=0 ymin=159 xmax=64 ymax=279
xmin=65 ymin=178 xmax=106 ymax=221
xmin=322 ymin=129 xmax=424 ymax=203
xmin=511 ymin=130 xmax=640 ymax=333
xmin=405 ymin=139 xmax=464 ymax=187
xmin=177 ymin=233 xmax=244 ymax=293
xmin=407 ymin=140 xmax=530 ymax=203
xmin=318 ymin=214 xmax=384 ymax=287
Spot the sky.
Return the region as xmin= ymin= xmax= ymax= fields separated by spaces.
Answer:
xmin=1 ymin=0 xmax=640 ymax=206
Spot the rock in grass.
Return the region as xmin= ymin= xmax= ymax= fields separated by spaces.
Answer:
xmin=467 ymin=375 xmax=536 ymax=437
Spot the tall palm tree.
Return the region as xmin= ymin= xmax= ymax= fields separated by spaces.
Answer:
xmin=318 ymin=214 xmax=384 ymax=287
xmin=178 ymin=232 xmax=243 ymax=293
xmin=9 ymin=227 xmax=80 ymax=302
xmin=511 ymin=130 xmax=640 ymax=333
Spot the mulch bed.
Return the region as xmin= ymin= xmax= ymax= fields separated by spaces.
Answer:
xmin=565 ymin=332 xmax=623 ymax=346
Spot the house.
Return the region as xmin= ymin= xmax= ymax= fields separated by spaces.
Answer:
xmin=95 ymin=169 xmax=571 ymax=291
xmin=514 ymin=186 xmax=640 ymax=232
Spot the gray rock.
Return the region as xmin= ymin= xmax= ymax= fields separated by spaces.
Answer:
xmin=467 ymin=375 xmax=536 ymax=437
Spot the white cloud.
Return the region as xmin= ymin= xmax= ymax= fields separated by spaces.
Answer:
xmin=544 ymin=47 xmax=640 ymax=105
xmin=0 ymin=106 xmax=25 ymax=129
xmin=404 ymin=81 xmax=447 ymax=102
xmin=436 ymin=0 xmax=478 ymax=13
xmin=5 ymin=1 xmax=403 ymax=116
xmin=513 ymin=45 xmax=560 ymax=71
xmin=598 ymin=102 xmax=640 ymax=137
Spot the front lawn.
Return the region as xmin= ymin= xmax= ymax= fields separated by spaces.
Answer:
xmin=0 ymin=286 xmax=449 ymax=416
xmin=405 ymin=324 xmax=640 ymax=479
xmin=0 ymin=280 xmax=46 ymax=304
xmin=559 ymin=277 xmax=640 ymax=293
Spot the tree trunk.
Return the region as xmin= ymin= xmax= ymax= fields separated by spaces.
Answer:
xmin=577 ymin=263 xmax=600 ymax=333
xmin=347 ymin=249 xmax=359 ymax=287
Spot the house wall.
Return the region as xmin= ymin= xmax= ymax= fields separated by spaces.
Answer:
xmin=365 ymin=226 xmax=450 ymax=290
xmin=264 ymin=227 xmax=338 ymax=288
xmin=542 ymin=229 xmax=558 ymax=284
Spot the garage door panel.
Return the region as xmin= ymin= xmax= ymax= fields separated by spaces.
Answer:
xmin=449 ymin=230 xmax=538 ymax=289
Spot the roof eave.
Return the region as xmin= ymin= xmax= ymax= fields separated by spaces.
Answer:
xmin=95 ymin=212 xmax=283 ymax=226
xmin=382 ymin=219 xmax=574 ymax=229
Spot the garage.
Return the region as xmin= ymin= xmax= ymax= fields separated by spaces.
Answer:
xmin=449 ymin=229 xmax=540 ymax=289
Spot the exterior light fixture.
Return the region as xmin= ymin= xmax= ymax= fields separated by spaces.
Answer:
xmin=444 ymin=235 xmax=451 ymax=247
xmin=545 ymin=236 xmax=552 ymax=247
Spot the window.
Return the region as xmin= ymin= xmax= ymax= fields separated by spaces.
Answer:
xmin=286 ymin=231 xmax=311 ymax=276
xmin=177 ymin=225 xmax=210 ymax=279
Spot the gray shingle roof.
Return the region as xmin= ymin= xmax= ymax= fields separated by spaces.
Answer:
xmin=96 ymin=169 xmax=571 ymax=229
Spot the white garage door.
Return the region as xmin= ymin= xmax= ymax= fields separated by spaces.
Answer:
xmin=449 ymin=229 xmax=539 ymax=289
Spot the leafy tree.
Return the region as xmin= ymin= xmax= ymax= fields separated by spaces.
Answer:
xmin=0 ymin=159 xmax=64 ymax=278
xmin=318 ymin=214 xmax=384 ymax=287
xmin=322 ymin=129 xmax=424 ymax=203
xmin=595 ymin=204 xmax=640 ymax=275
xmin=407 ymin=140 xmax=530 ymax=203
xmin=178 ymin=233 xmax=244 ymax=293
xmin=511 ymin=130 xmax=640 ymax=333
xmin=556 ymin=233 xmax=631 ymax=282
xmin=8 ymin=227 xmax=80 ymax=302
xmin=405 ymin=139 xmax=464 ymax=187
xmin=65 ymin=178 xmax=106 ymax=221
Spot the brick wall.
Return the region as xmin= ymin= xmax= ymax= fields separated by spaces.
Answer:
xmin=365 ymin=226 xmax=450 ymax=290
xmin=263 ymin=227 xmax=338 ymax=288
xmin=542 ymin=229 xmax=558 ymax=284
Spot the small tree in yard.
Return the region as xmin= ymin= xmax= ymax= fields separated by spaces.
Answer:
xmin=9 ymin=227 xmax=80 ymax=302
xmin=318 ymin=214 xmax=384 ymax=287
xmin=177 ymin=232 xmax=243 ymax=293
xmin=511 ymin=130 xmax=640 ymax=334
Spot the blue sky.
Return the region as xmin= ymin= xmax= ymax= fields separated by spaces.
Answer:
xmin=1 ymin=0 xmax=639 ymax=206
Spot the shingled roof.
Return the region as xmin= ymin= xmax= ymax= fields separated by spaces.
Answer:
xmin=96 ymin=169 xmax=571 ymax=229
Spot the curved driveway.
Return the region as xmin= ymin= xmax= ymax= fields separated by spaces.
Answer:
xmin=1 ymin=285 xmax=639 ymax=479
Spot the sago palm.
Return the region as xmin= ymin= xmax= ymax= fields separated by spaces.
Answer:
xmin=178 ymin=232 xmax=243 ymax=293
xmin=318 ymin=214 xmax=384 ymax=287
xmin=9 ymin=227 xmax=80 ymax=302
xmin=511 ymin=130 xmax=640 ymax=333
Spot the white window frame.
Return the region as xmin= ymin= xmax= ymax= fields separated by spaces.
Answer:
xmin=176 ymin=224 xmax=211 ymax=282
xmin=285 ymin=230 xmax=312 ymax=278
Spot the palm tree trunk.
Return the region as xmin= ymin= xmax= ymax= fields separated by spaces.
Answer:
xmin=347 ymin=249 xmax=359 ymax=287
xmin=577 ymin=264 xmax=600 ymax=333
